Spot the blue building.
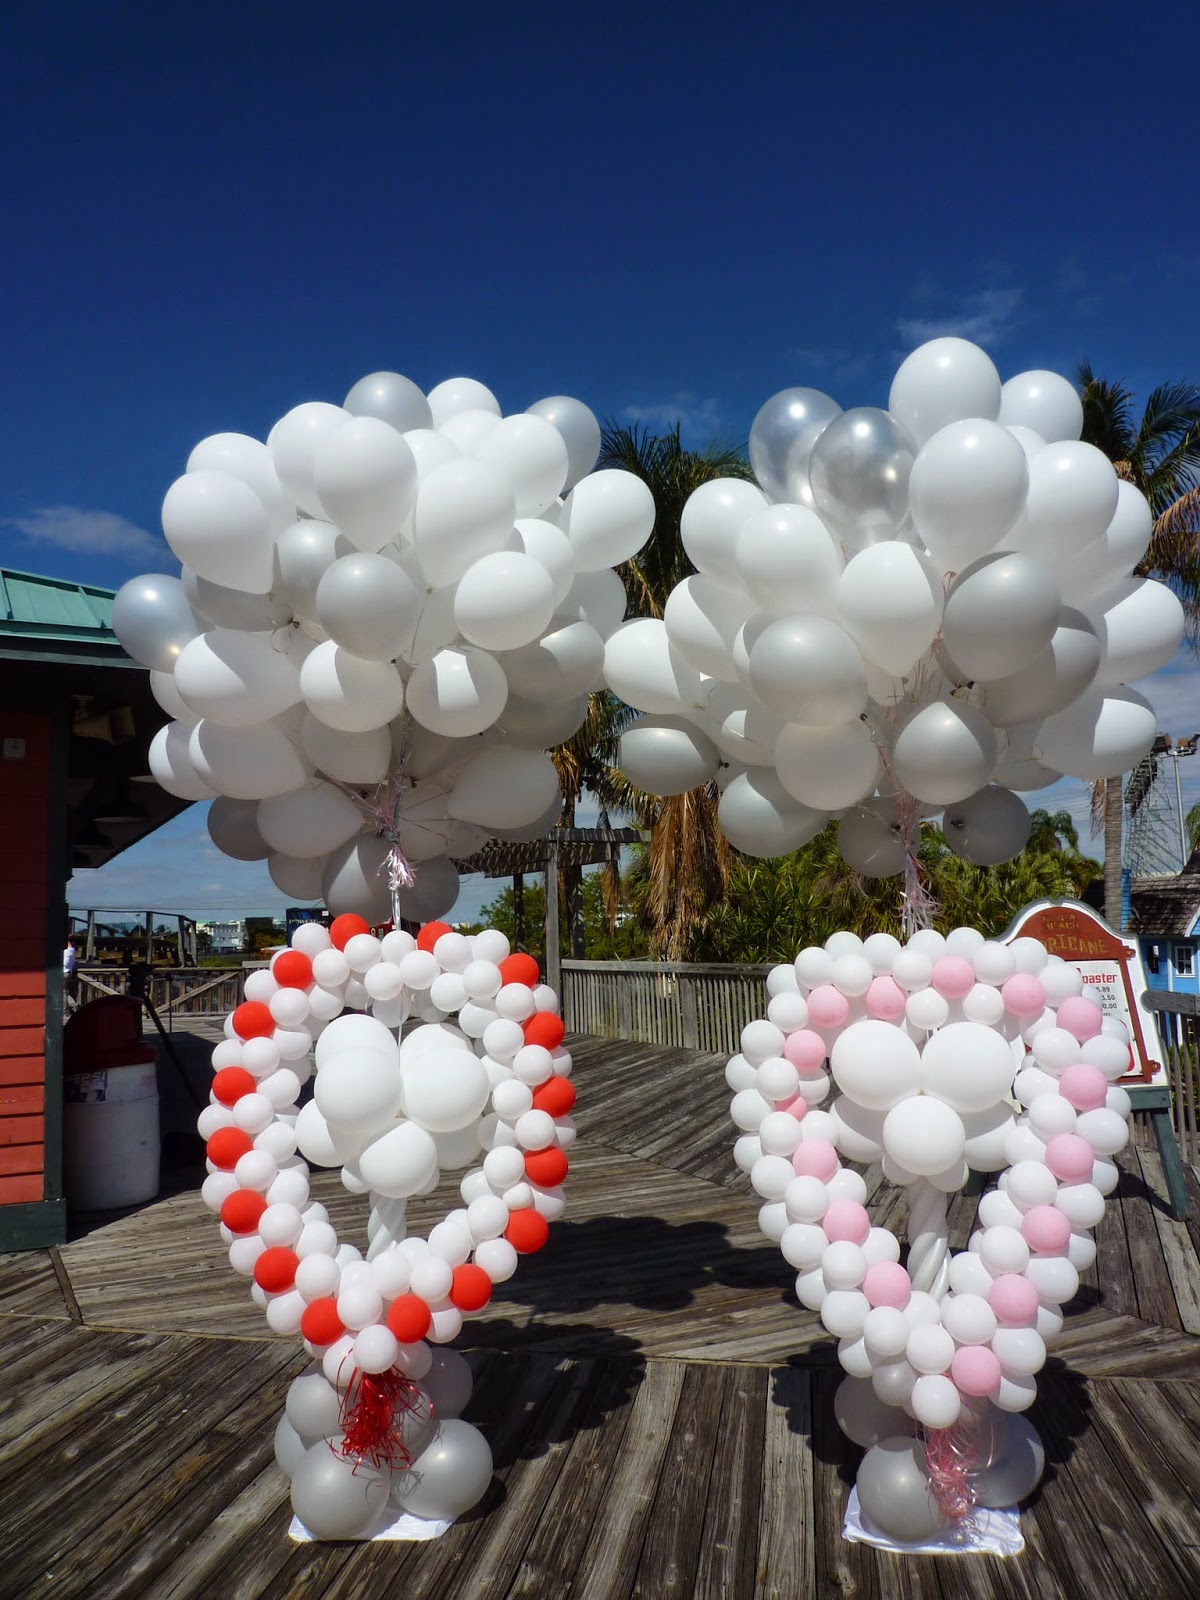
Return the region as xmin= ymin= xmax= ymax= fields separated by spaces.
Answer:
xmin=1131 ymin=850 xmax=1200 ymax=998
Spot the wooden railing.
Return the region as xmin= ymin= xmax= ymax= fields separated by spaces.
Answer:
xmin=561 ymin=959 xmax=774 ymax=1053
xmin=564 ymin=960 xmax=1200 ymax=1171
xmin=77 ymin=966 xmax=245 ymax=1026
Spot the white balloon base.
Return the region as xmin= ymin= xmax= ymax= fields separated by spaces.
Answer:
xmin=843 ymin=1489 xmax=1023 ymax=1558
xmin=289 ymin=1509 xmax=453 ymax=1544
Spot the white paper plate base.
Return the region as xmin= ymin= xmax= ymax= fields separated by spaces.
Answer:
xmin=843 ymin=1488 xmax=1024 ymax=1557
xmin=289 ymin=1508 xmax=454 ymax=1543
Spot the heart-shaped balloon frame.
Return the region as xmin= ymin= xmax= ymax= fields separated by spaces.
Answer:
xmin=198 ymin=914 xmax=576 ymax=1386
xmin=728 ymin=926 xmax=1134 ymax=1499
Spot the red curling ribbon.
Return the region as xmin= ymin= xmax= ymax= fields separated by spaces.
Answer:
xmin=336 ymin=1364 xmax=432 ymax=1471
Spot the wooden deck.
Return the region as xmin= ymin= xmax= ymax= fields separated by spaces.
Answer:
xmin=2 ymin=1033 xmax=1200 ymax=1599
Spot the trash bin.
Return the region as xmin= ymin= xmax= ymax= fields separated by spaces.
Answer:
xmin=63 ymin=997 xmax=160 ymax=1210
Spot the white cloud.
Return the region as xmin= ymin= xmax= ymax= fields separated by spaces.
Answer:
xmin=5 ymin=505 xmax=164 ymax=562
xmin=621 ymin=393 xmax=725 ymax=443
xmin=896 ymin=286 xmax=1023 ymax=348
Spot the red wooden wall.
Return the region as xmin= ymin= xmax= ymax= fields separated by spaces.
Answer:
xmin=0 ymin=710 xmax=53 ymax=1208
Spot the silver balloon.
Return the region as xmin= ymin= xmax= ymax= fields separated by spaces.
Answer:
xmin=275 ymin=519 xmax=345 ymax=623
xmin=942 ymin=786 xmax=1031 ymax=866
xmin=527 ymin=396 xmax=602 ymax=492
xmin=401 ymin=855 xmax=461 ymax=922
xmin=420 ymin=1351 xmax=474 ymax=1420
xmin=289 ymin=1440 xmax=392 ymax=1538
xmin=809 ymin=408 xmax=916 ymax=553
xmin=344 ymin=370 xmax=433 ymax=433
xmin=748 ymin=387 xmax=842 ymax=507
xmin=111 ymin=574 xmax=202 ymax=671
xmin=973 ymin=1412 xmax=1045 ymax=1508
xmin=207 ymin=796 xmax=271 ymax=861
xmin=322 ymin=835 xmax=393 ymax=923
xmin=497 ymin=693 xmax=589 ymax=748
xmin=274 ymin=1415 xmax=307 ymax=1478
xmin=315 ymin=552 xmax=422 ymax=662
xmin=285 ymin=1372 xmax=344 ymax=1444
xmin=488 ymin=796 xmax=564 ymax=843
xmin=181 ymin=567 xmax=294 ymax=632
xmin=392 ymin=1419 xmax=493 ymax=1520
xmin=855 ymin=1436 xmax=944 ymax=1543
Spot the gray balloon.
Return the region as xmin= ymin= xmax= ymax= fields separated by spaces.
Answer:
xmin=942 ymin=785 xmax=1031 ymax=867
xmin=527 ymin=396 xmax=602 ymax=492
xmin=974 ymin=1413 xmax=1045 ymax=1508
xmin=315 ymin=552 xmax=422 ymax=662
xmin=748 ymin=387 xmax=842 ymax=507
xmin=498 ymin=693 xmax=589 ymax=749
xmin=402 ymin=855 xmax=461 ymax=923
xmin=421 ymin=1350 xmax=474 ymax=1420
xmin=392 ymin=1419 xmax=493 ymax=1520
xmin=855 ymin=1436 xmax=944 ymax=1543
xmin=274 ymin=1414 xmax=307 ymax=1478
xmin=488 ymin=796 xmax=563 ymax=843
xmin=207 ymin=796 xmax=271 ymax=861
xmin=111 ymin=574 xmax=202 ymax=671
xmin=285 ymin=1372 xmax=344 ymax=1444
xmin=181 ymin=567 xmax=294 ymax=632
xmin=809 ymin=408 xmax=916 ymax=552
xmin=290 ymin=1440 xmax=392 ymax=1539
xmin=345 ymin=371 xmax=433 ymax=433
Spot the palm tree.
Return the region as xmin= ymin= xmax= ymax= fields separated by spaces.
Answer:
xmin=585 ymin=422 xmax=754 ymax=957
xmin=1077 ymin=366 xmax=1200 ymax=927
xmin=549 ymin=691 xmax=636 ymax=951
xmin=1186 ymin=800 xmax=1200 ymax=862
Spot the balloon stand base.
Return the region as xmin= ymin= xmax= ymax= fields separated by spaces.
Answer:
xmin=289 ymin=1509 xmax=454 ymax=1544
xmin=843 ymin=1489 xmax=1024 ymax=1558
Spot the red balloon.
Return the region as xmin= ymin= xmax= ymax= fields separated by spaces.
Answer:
xmin=220 ymin=1189 xmax=267 ymax=1234
xmin=300 ymin=1297 xmax=345 ymax=1347
xmin=386 ymin=1294 xmax=432 ymax=1344
xmin=231 ymin=1000 xmax=275 ymax=1041
xmin=330 ymin=914 xmax=370 ymax=950
xmin=525 ymin=1147 xmax=569 ymax=1188
xmin=211 ymin=1066 xmax=256 ymax=1107
xmin=531 ymin=1077 xmax=575 ymax=1117
xmin=206 ymin=1126 xmax=253 ymax=1170
xmin=272 ymin=950 xmax=314 ymax=989
xmin=499 ymin=952 xmax=540 ymax=988
xmin=505 ymin=1208 xmax=549 ymax=1253
xmin=417 ymin=920 xmax=453 ymax=953
xmin=523 ymin=1012 xmax=565 ymax=1050
xmin=449 ymin=1264 xmax=492 ymax=1312
xmin=254 ymin=1246 xmax=299 ymax=1293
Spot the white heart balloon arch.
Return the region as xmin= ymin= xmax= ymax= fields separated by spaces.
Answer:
xmin=728 ymin=924 xmax=1134 ymax=1543
xmin=198 ymin=914 xmax=576 ymax=1539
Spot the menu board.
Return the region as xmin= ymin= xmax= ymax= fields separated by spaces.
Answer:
xmin=1004 ymin=899 xmax=1165 ymax=1088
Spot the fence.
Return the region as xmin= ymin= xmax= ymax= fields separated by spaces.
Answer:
xmin=564 ymin=960 xmax=1200 ymax=1170
xmin=76 ymin=965 xmax=245 ymax=1027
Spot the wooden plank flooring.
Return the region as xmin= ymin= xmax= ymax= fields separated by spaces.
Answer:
xmin=0 ymin=1031 xmax=1198 ymax=1598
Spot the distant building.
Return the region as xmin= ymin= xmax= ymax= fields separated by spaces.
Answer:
xmin=1129 ymin=849 xmax=1200 ymax=999
xmin=199 ymin=918 xmax=245 ymax=953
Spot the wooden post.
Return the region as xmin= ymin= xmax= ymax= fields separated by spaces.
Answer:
xmin=681 ymin=974 xmax=699 ymax=1050
xmin=513 ymin=874 xmax=525 ymax=950
xmin=544 ymin=844 xmax=561 ymax=998
xmin=86 ymin=909 xmax=96 ymax=961
xmin=144 ymin=910 xmax=153 ymax=964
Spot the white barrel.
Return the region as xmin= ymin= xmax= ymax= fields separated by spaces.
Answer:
xmin=63 ymin=1058 xmax=160 ymax=1210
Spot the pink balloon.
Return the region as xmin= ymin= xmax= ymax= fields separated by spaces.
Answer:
xmin=1044 ymin=1132 xmax=1094 ymax=1184
xmin=792 ymin=1139 xmax=838 ymax=1181
xmin=1001 ymin=974 xmax=1047 ymax=1018
xmin=822 ymin=1199 xmax=870 ymax=1245
xmin=951 ymin=1344 xmax=1002 ymax=1397
xmin=989 ymin=1273 xmax=1040 ymax=1326
xmin=806 ymin=985 xmax=850 ymax=1030
xmin=862 ymin=1261 xmax=911 ymax=1309
xmin=1021 ymin=1204 xmax=1072 ymax=1254
xmin=1055 ymin=996 xmax=1104 ymax=1043
xmin=783 ymin=1029 xmax=828 ymax=1071
xmin=775 ymin=1093 xmax=810 ymax=1122
xmin=1058 ymin=1063 xmax=1107 ymax=1112
xmin=930 ymin=956 xmax=975 ymax=999
xmin=864 ymin=976 xmax=906 ymax=1021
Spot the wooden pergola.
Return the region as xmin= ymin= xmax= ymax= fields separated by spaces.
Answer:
xmin=455 ymin=820 xmax=645 ymax=992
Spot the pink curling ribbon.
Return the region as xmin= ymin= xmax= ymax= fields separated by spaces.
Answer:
xmin=922 ymin=1406 xmax=996 ymax=1533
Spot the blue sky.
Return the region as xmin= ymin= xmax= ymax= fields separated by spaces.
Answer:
xmin=3 ymin=2 xmax=1198 ymax=920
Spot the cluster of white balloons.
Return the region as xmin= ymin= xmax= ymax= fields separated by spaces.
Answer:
xmin=197 ymin=916 xmax=576 ymax=1536
xmin=116 ymin=371 xmax=653 ymax=922
xmin=726 ymin=924 xmax=1134 ymax=1538
xmin=607 ymin=338 xmax=1182 ymax=873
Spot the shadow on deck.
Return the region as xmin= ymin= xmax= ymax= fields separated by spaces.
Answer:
xmin=2 ymin=1032 xmax=1200 ymax=1600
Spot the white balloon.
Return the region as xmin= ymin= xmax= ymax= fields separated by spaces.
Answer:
xmin=888 ymin=338 xmax=1001 ymax=446
xmin=834 ymin=543 xmax=942 ymax=675
xmin=257 ymin=783 xmax=364 ymax=859
xmin=162 ymin=469 xmax=275 ymax=592
xmin=476 ymin=413 xmax=569 ymax=517
xmin=562 ymin=469 xmax=656 ymax=571
xmin=1038 ymin=685 xmax=1156 ymax=781
xmin=313 ymin=416 xmax=418 ymax=552
xmin=747 ymin=616 xmax=867 ymax=724
xmin=453 ymin=551 xmax=556 ymax=652
xmin=978 ymin=607 xmax=1101 ymax=727
xmin=428 ymin=377 xmax=501 ymax=425
xmin=603 ymin=618 xmax=703 ymax=715
xmin=830 ymin=1021 xmax=921 ymax=1110
xmin=775 ymin=720 xmax=882 ymax=810
xmin=274 ymin=519 xmax=343 ymax=624
xmin=301 ymin=641 xmax=406 ymax=733
xmin=679 ymin=478 xmax=768 ymax=584
xmin=344 ymin=370 xmax=432 ymax=432
xmin=413 ymin=459 xmax=515 ymax=587
xmin=525 ymin=395 xmax=601 ymax=492
xmin=908 ymin=418 xmax=1029 ymax=565
xmin=998 ymin=370 xmax=1083 ymax=443
xmin=512 ymin=517 xmax=575 ymax=605
xmin=1089 ymin=578 xmax=1185 ymax=686
xmin=619 ymin=714 xmax=721 ymax=795
xmin=560 ymin=568 xmax=627 ymax=638
xmin=503 ymin=618 xmax=604 ymax=701
xmin=315 ymin=553 xmax=421 ymax=661
xmin=448 ymin=746 xmax=559 ymax=827
xmin=717 ymin=769 xmax=826 ymax=856
xmin=1005 ymin=441 xmax=1118 ymax=560
xmin=735 ymin=504 xmax=843 ymax=616
xmin=890 ymin=700 xmax=997 ymax=805
xmin=942 ymin=553 xmax=1061 ymax=682
xmin=189 ymin=719 xmax=309 ymax=799
xmin=148 ymin=720 xmax=216 ymax=801
xmin=175 ymin=629 xmax=302 ymax=727
xmin=406 ymin=644 xmax=508 ymax=736
xmin=920 ymin=1022 xmax=1016 ymax=1112
xmin=359 ymin=1121 xmax=440 ymax=1198
xmin=663 ymin=574 xmax=753 ymax=677
xmin=300 ymin=714 xmax=391 ymax=784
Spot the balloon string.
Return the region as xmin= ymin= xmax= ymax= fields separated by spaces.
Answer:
xmin=922 ymin=1419 xmax=979 ymax=1526
xmin=870 ymin=732 xmax=937 ymax=937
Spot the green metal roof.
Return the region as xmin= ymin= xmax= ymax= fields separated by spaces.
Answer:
xmin=0 ymin=567 xmax=117 ymax=643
